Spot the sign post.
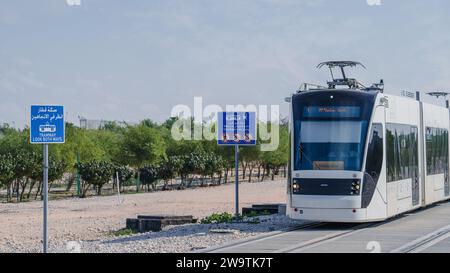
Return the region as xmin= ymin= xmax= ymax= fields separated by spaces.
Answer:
xmin=116 ymin=171 xmax=122 ymax=204
xmin=218 ymin=112 xmax=256 ymax=218
xmin=76 ymin=151 xmax=81 ymax=197
xmin=30 ymin=105 xmax=65 ymax=253
xmin=234 ymin=144 xmax=239 ymax=217
xmin=43 ymin=143 xmax=48 ymax=253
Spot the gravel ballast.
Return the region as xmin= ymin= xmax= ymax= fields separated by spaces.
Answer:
xmin=0 ymin=179 xmax=289 ymax=253
xmin=50 ymin=215 xmax=301 ymax=253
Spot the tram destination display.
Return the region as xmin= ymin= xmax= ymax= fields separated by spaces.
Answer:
xmin=303 ymin=106 xmax=361 ymax=118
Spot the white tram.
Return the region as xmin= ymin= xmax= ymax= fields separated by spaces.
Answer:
xmin=287 ymin=61 xmax=450 ymax=222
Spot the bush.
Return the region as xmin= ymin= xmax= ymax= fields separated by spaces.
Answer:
xmin=0 ymin=153 xmax=14 ymax=189
xmin=76 ymin=161 xmax=114 ymax=197
xmin=113 ymin=165 xmax=134 ymax=188
xmin=200 ymin=212 xmax=235 ymax=224
xmin=203 ymin=152 xmax=226 ymax=179
xmin=178 ymin=151 xmax=226 ymax=187
xmin=179 ymin=152 xmax=205 ymax=179
xmin=244 ymin=210 xmax=271 ymax=218
xmin=30 ymin=155 xmax=66 ymax=185
xmin=158 ymin=156 xmax=183 ymax=190
xmin=109 ymin=228 xmax=136 ymax=237
xmin=139 ymin=164 xmax=159 ymax=190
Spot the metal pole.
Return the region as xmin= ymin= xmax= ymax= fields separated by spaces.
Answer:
xmin=235 ymin=145 xmax=239 ymax=218
xmin=76 ymin=151 xmax=80 ymax=197
xmin=116 ymin=171 xmax=121 ymax=204
xmin=43 ymin=144 xmax=49 ymax=253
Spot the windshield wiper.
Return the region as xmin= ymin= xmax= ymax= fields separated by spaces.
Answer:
xmin=299 ymin=143 xmax=321 ymax=170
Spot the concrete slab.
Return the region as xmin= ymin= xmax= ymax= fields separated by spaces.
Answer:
xmin=209 ymin=201 xmax=450 ymax=253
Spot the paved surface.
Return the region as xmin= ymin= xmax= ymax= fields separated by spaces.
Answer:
xmin=422 ymin=237 xmax=450 ymax=253
xmin=206 ymin=201 xmax=450 ymax=253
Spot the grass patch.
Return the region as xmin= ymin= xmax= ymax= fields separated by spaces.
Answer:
xmin=108 ymin=228 xmax=136 ymax=237
xmin=200 ymin=210 xmax=271 ymax=225
xmin=243 ymin=210 xmax=272 ymax=218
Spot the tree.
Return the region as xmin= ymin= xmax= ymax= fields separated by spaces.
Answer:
xmin=161 ymin=117 xmax=179 ymax=130
xmin=100 ymin=121 xmax=126 ymax=134
xmin=179 ymin=152 xmax=205 ymax=188
xmin=119 ymin=124 xmax=166 ymax=167
xmin=166 ymin=139 xmax=204 ymax=158
xmin=0 ymin=129 xmax=43 ymax=201
xmin=140 ymin=119 xmax=159 ymax=128
xmin=0 ymin=153 xmax=15 ymax=202
xmin=28 ymin=154 xmax=66 ymax=199
xmin=260 ymin=123 xmax=289 ymax=180
xmin=58 ymin=124 xmax=107 ymax=172
xmin=202 ymin=152 xmax=226 ymax=185
xmin=91 ymin=129 xmax=122 ymax=164
xmin=217 ymin=145 xmax=235 ymax=184
xmin=0 ymin=154 xmax=14 ymax=185
xmin=113 ymin=165 xmax=134 ymax=192
xmin=76 ymin=161 xmax=114 ymax=197
xmin=158 ymin=156 xmax=182 ymax=190
xmin=240 ymin=144 xmax=261 ymax=182
xmin=0 ymin=123 xmax=16 ymax=138
xmin=139 ymin=164 xmax=159 ymax=191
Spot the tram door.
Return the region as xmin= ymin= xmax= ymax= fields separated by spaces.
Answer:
xmin=412 ymin=127 xmax=420 ymax=206
xmin=445 ymin=168 xmax=449 ymax=197
xmin=412 ymin=169 xmax=420 ymax=206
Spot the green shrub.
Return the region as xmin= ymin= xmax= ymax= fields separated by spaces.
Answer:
xmin=244 ymin=210 xmax=272 ymax=218
xmin=200 ymin=212 xmax=235 ymax=224
xmin=113 ymin=165 xmax=134 ymax=187
xmin=109 ymin=228 xmax=136 ymax=237
xmin=76 ymin=161 xmax=114 ymax=197
xmin=139 ymin=164 xmax=159 ymax=189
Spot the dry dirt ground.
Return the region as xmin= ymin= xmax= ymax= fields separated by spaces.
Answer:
xmin=0 ymin=179 xmax=286 ymax=252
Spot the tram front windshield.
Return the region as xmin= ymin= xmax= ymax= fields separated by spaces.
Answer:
xmin=293 ymin=91 xmax=375 ymax=171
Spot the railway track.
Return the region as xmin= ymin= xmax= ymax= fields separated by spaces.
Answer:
xmin=201 ymin=221 xmax=376 ymax=253
xmin=201 ymin=204 xmax=450 ymax=253
xmin=274 ymin=222 xmax=375 ymax=253
xmin=391 ymin=224 xmax=450 ymax=253
xmin=199 ymin=221 xmax=325 ymax=253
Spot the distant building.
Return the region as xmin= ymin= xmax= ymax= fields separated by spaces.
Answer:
xmin=78 ymin=116 xmax=136 ymax=130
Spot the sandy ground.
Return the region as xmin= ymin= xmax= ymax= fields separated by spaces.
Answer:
xmin=0 ymin=179 xmax=286 ymax=252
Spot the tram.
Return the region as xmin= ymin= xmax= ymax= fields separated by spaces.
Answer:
xmin=287 ymin=61 xmax=450 ymax=222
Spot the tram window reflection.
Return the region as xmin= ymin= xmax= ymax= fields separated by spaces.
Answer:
xmin=365 ymin=123 xmax=383 ymax=178
xmin=425 ymin=127 xmax=449 ymax=175
xmin=386 ymin=124 xmax=418 ymax=182
xmin=292 ymin=91 xmax=376 ymax=171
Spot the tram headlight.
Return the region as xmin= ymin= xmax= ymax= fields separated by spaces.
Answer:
xmin=292 ymin=181 xmax=301 ymax=192
xmin=351 ymin=180 xmax=361 ymax=195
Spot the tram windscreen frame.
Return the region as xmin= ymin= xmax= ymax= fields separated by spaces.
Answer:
xmin=293 ymin=91 xmax=377 ymax=171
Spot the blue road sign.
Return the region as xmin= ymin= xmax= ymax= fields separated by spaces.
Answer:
xmin=30 ymin=105 xmax=65 ymax=144
xmin=217 ymin=112 xmax=256 ymax=145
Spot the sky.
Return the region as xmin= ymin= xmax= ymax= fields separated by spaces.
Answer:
xmin=1 ymin=0 xmax=450 ymax=128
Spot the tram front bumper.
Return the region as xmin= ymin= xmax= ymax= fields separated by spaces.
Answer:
xmin=288 ymin=207 xmax=368 ymax=223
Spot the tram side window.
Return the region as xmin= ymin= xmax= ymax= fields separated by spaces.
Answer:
xmin=365 ymin=123 xmax=383 ymax=178
xmin=386 ymin=124 xmax=419 ymax=182
xmin=426 ymin=127 xmax=449 ymax=175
